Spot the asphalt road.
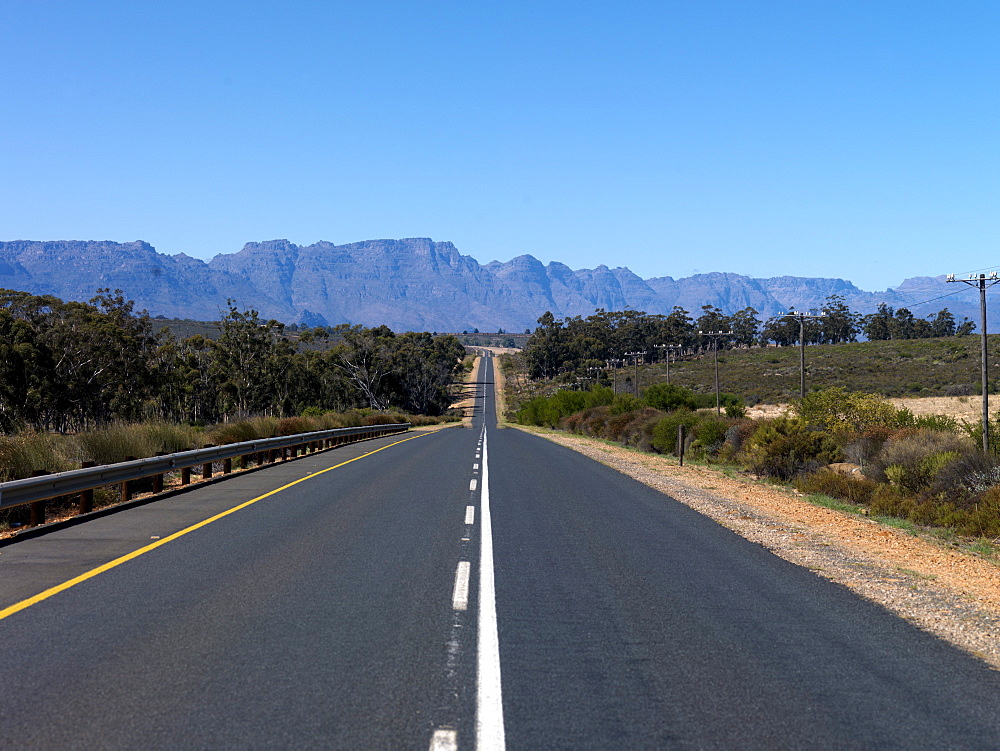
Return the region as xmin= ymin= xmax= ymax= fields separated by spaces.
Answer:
xmin=1 ymin=354 xmax=999 ymax=749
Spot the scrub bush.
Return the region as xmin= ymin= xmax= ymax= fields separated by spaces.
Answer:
xmin=869 ymin=431 xmax=972 ymax=489
xmin=650 ymin=409 xmax=702 ymax=454
xmin=740 ymin=418 xmax=841 ymax=480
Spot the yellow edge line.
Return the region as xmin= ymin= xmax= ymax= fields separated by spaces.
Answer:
xmin=0 ymin=431 xmax=431 ymax=622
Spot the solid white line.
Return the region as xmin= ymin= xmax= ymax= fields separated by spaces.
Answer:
xmin=453 ymin=561 xmax=471 ymax=611
xmin=430 ymin=728 xmax=457 ymax=751
xmin=470 ymin=479 xmax=478 ymax=491
xmin=465 ymin=505 xmax=475 ymax=525
xmin=477 ymin=428 xmax=506 ymax=750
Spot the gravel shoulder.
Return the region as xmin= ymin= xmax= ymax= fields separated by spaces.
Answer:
xmin=514 ymin=424 xmax=1000 ymax=670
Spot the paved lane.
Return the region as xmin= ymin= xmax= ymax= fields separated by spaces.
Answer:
xmin=481 ymin=357 xmax=1000 ymax=749
xmin=0 ymin=412 xmax=486 ymax=748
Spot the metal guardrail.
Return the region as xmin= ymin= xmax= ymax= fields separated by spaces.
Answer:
xmin=0 ymin=423 xmax=410 ymax=521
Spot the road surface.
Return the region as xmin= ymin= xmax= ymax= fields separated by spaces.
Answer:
xmin=1 ymin=354 xmax=999 ymax=749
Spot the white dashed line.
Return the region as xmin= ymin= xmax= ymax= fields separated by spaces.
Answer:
xmin=473 ymin=463 xmax=480 ymax=470
xmin=469 ymin=479 xmax=478 ymax=491
xmin=465 ymin=505 xmax=475 ymax=525
xmin=430 ymin=728 xmax=458 ymax=751
xmin=452 ymin=561 xmax=471 ymax=611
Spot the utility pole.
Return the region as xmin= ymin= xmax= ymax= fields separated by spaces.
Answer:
xmin=586 ymin=366 xmax=603 ymax=391
xmin=698 ymin=332 xmax=733 ymax=415
xmin=607 ymin=358 xmax=621 ymax=394
xmin=654 ymin=344 xmax=681 ymax=385
xmin=776 ymin=311 xmax=825 ymax=398
xmin=947 ymin=272 xmax=1000 ymax=452
xmin=624 ymin=351 xmax=647 ymax=397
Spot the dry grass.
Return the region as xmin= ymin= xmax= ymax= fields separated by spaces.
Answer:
xmin=746 ymin=395 xmax=986 ymax=424
xmin=886 ymin=395 xmax=984 ymax=422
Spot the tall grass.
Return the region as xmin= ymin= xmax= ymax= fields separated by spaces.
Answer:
xmin=0 ymin=408 xmax=441 ymax=485
xmin=0 ymin=431 xmax=75 ymax=482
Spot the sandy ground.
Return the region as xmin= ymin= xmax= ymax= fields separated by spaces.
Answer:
xmin=747 ymin=394 xmax=989 ymax=423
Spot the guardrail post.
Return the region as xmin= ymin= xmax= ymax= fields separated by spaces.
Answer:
xmin=181 ymin=466 xmax=191 ymax=485
xmin=79 ymin=461 xmax=95 ymax=514
xmin=202 ymin=445 xmax=213 ymax=479
xmin=153 ymin=453 xmax=165 ymax=493
xmin=30 ymin=469 xmax=48 ymax=526
xmin=121 ymin=456 xmax=137 ymax=501
xmin=224 ymin=457 xmax=232 ymax=474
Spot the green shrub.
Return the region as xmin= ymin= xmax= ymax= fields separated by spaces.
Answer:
xmin=610 ymin=393 xmax=644 ymax=416
xmin=796 ymin=387 xmax=907 ymax=432
xmin=616 ymin=408 xmax=664 ymax=451
xmin=692 ymin=417 xmax=730 ymax=455
xmin=954 ymin=487 xmax=1000 ymax=537
xmin=740 ymin=418 xmax=841 ymax=480
xmin=868 ymin=483 xmax=913 ymax=518
xmin=725 ymin=403 xmax=747 ymax=419
xmin=690 ymin=391 xmax=742 ymax=410
xmin=911 ymin=413 xmax=960 ymax=432
xmin=516 ymin=386 xmax=613 ymax=427
xmin=719 ymin=420 xmax=757 ymax=460
xmin=930 ymin=450 xmax=1000 ymax=498
xmin=869 ymin=431 xmax=972 ymax=489
xmin=650 ymin=409 xmax=701 ymax=454
xmin=643 ymin=383 xmax=698 ymax=412
xmin=959 ymin=413 xmax=1000 ymax=453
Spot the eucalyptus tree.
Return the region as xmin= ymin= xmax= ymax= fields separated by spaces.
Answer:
xmin=211 ymin=303 xmax=286 ymax=417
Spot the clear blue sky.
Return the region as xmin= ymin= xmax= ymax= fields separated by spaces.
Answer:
xmin=2 ymin=0 xmax=998 ymax=291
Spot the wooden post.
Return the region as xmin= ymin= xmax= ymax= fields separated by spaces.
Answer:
xmin=202 ymin=445 xmax=213 ymax=479
xmin=79 ymin=461 xmax=95 ymax=514
xmin=121 ymin=456 xmax=137 ymax=501
xmin=153 ymin=453 xmax=165 ymax=494
xmin=30 ymin=469 xmax=48 ymax=527
xmin=223 ymin=457 xmax=232 ymax=475
xmin=181 ymin=466 xmax=191 ymax=485
xmin=677 ymin=424 xmax=686 ymax=467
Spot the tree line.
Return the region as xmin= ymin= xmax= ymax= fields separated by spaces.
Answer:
xmin=0 ymin=289 xmax=467 ymax=433
xmin=523 ymin=295 xmax=974 ymax=380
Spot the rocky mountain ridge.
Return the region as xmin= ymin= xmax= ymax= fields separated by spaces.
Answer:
xmin=0 ymin=238 xmax=987 ymax=332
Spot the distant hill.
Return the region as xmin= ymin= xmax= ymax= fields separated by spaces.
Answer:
xmin=0 ymin=238 xmax=991 ymax=331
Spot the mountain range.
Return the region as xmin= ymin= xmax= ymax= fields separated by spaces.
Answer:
xmin=0 ymin=238 xmax=990 ymax=332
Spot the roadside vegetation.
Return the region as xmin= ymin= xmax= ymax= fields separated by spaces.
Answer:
xmin=0 ymin=288 xmax=467 ymax=433
xmin=0 ymin=288 xmax=471 ymax=527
